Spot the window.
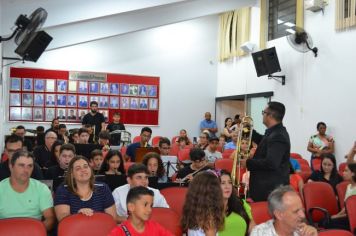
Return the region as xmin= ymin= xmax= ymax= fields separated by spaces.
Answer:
xmin=268 ymin=0 xmax=297 ymax=40
xmin=336 ymin=0 xmax=356 ymax=30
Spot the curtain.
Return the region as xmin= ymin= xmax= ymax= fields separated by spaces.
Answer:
xmin=336 ymin=0 xmax=356 ymax=30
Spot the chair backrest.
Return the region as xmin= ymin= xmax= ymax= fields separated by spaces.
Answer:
xmin=250 ymin=201 xmax=272 ymax=225
xmin=318 ymin=229 xmax=353 ymax=236
xmin=290 ymin=152 xmax=303 ymax=159
xmin=296 ymin=158 xmax=310 ymax=167
xmin=151 ymin=136 xmax=162 ymax=147
xmin=132 ymin=135 xmax=141 ymax=143
xmin=214 ymin=158 xmax=233 ymax=172
xmin=336 ymin=181 xmax=349 ymax=209
xmin=169 ymin=144 xmax=179 ymax=156
xmin=339 ymin=162 xmax=347 ymax=176
xmin=171 ymin=136 xmax=179 ymax=144
xmin=120 ymin=145 xmax=127 ymax=156
xmin=177 ymin=148 xmax=191 ymax=162
xmin=160 ymin=186 xmax=188 ymax=218
xmin=222 ymin=149 xmax=234 ymax=159
xmin=299 ymin=163 xmax=312 ymax=183
xmin=0 ymin=218 xmax=47 ymax=236
xmin=124 ymin=162 xmax=134 ymax=174
xmin=346 ymin=195 xmax=356 ymax=233
xmin=150 ymin=208 xmax=182 ymax=236
xmin=311 ymin=158 xmax=322 ymax=171
xmin=58 ymin=213 xmax=117 ymax=236
xmin=303 ymin=182 xmax=339 ymax=223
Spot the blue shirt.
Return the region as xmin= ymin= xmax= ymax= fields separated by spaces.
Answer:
xmin=54 ymin=182 xmax=114 ymax=214
xmin=126 ymin=142 xmax=141 ymax=162
xmin=224 ymin=141 xmax=237 ymax=150
xmin=290 ymin=158 xmax=301 ymax=171
xmin=200 ymin=119 xmax=217 ymax=130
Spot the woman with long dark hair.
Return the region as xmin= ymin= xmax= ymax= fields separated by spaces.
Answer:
xmin=219 ymin=170 xmax=255 ymax=236
xmin=99 ymin=150 xmax=125 ymax=175
xmin=142 ymin=152 xmax=168 ymax=183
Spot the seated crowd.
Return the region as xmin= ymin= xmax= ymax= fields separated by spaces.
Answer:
xmin=0 ymin=113 xmax=355 ymax=235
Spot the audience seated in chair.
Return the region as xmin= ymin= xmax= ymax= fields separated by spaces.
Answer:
xmin=158 ymin=137 xmax=171 ymax=156
xmin=0 ymin=150 xmax=55 ymax=231
xmin=204 ymin=136 xmax=222 ymax=168
xmin=33 ymin=130 xmax=58 ymax=169
xmin=142 ymin=152 xmax=168 ymax=183
xmin=125 ymin=127 xmax=152 ymax=162
xmin=89 ymin=149 xmax=104 ymax=175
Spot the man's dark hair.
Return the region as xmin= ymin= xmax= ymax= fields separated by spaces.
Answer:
xmin=126 ymin=186 xmax=154 ymax=205
xmin=5 ymin=134 xmax=23 ymax=147
xmin=189 ymin=148 xmax=206 ymax=161
xmin=90 ymin=149 xmax=103 ymax=160
xmin=16 ymin=125 xmax=25 ymax=130
xmin=10 ymin=150 xmax=34 ymax=166
xmin=58 ymin=124 xmax=67 ymax=129
xmin=60 ymin=143 xmax=76 ymax=155
xmin=36 ymin=126 xmax=45 ymax=133
xmin=90 ymin=101 xmax=98 ymax=107
xmin=140 ymin=127 xmax=152 ymax=135
xmin=99 ymin=130 xmax=111 ymax=140
xmin=159 ymin=137 xmax=171 ymax=147
xmin=78 ymin=128 xmax=89 ymax=136
xmin=267 ymin=101 xmax=286 ymax=122
xmin=317 ymin=122 xmax=327 ymax=129
xmin=127 ymin=163 xmax=149 ymax=178
xmin=113 ymin=112 xmax=121 ymax=116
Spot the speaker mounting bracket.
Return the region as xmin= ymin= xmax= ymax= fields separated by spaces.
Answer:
xmin=268 ymin=74 xmax=286 ymax=86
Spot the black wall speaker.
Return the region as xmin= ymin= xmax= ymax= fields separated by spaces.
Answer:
xmin=252 ymin=47 xmax=281 ymax=77
xmin=15 ymin=31 xmax=53 ymax=62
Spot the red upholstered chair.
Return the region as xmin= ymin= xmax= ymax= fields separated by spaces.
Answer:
xmin=120 ymin=145 xmax=127 ymax=156
xmin=222 ymin=149 xmax=234 ymax=159
xmin=311 ymin=158 xmax=322 ymax=171
xmin=150 ymin=208 xmax=182 ymax=236
xmin=214 ymin=158 xmax=233 ymax=172
xmin=299 ymin=163 xmax=312 ymax=183
xmin=58 ymin=213 xmax=116 ymax=236
xmin=250 ymin=201 xmax=272 ymax=225
xmin=160 ymin=186 xmax=188 ymax=218
xmin=177 ymin=148 xmax=191 ymax=163
xmin=0 ymin=218 xmax=47 ymax=236
xmin=290 ymin=152 xmax=303 ymax=159
xmin=169 ymin=144 xmax=179 ymax=156
xmin=151 ymin=136 xmax=162 ymax=147
xmin=296 ymin=158 xmax=310 ymax=167
xmin=346 ymin=195 xmax=356 ymax=233
xmin=132 ymin=135 xmax=141 ymax=143
xmin=318 ymin=229 xmax=353 ymax=236
xmin=336 ymin=181 xmax=349 ymax=209
xmin=339 ymin=162 xmax=347 ymax=176
xmin=124 ymin=162 xmax=134 ymax=174
xmin=171 ymin=136 xmax=179 ymax=144
xmin=303 ymin=182 xmax=339 ymax=226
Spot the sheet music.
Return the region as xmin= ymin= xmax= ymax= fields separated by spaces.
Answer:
xmin=161 ymin=155 xmax=178 ymax=177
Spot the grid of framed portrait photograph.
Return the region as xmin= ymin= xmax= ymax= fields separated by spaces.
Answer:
xmin=9 ymin=77 xmax=159 ymax=123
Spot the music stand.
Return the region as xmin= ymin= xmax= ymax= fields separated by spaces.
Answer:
xmin=109 ymin=130 xmax=131 ymax=146
xmin=135 ymin=147 xmax=160 ymax=163
xmin=161 ymin=155 xmax=178 ymax=178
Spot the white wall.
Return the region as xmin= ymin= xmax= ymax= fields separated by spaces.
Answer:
xmin=217 ymin=2 xmax=356 ymax=164
xmin=1 ymin=15 xmax=219 ymax=147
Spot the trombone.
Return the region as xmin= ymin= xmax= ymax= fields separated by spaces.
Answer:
xmin=231 ymin=116 xmax=253 ymax=198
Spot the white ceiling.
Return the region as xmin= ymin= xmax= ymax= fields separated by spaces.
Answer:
xmin=1 ymin=0 xmax=257 ymax=51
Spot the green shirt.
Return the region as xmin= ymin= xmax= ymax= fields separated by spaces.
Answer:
xmin=0 ymin=178 xmax=53 ymax=219
xmin=219 ymin=200 xmax=252 ymax=236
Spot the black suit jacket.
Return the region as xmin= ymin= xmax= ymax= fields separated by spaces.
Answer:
xmin=247 ymin=123 xmax=290 ymax=202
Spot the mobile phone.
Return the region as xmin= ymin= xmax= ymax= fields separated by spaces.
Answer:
xmin=193 ymin=137 xmax=197 ymax=145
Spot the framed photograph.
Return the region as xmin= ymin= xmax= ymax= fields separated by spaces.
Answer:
xmin=78 ymin=109 xmax=88 ymax=121
xmin=10 ymin=78 xmax=21 ymax=91
xmin=22 ymin=78 xmax=33 ymax=91
xmin=67 ymin=95 xmax=77 ymax=106
xmin=120 ymin=84 xmax=129 ymax=95
xmin=10 ymin=93 xmax=21 ymax=106
xmin=149 ymin=98 xmax=158 ymax=110
xmin=148 ymin=85 xmax=157 ymax=97
xmin=110 ymin=97 xmax=119 ymax=108
xmin=78 ymin=95 xmax=88 ymax=108
xmin=99 ymin=96 xmax=109 ymax=108
xmin=57 ymin=80 xmax=67 ymax=93
xmin=101 ymin=110 xmax=109 ymax=122
xmin=34 ymin=93 xmax=45 ymax=106
xmin=46 ymin=94 xmax=56 ymax=106
xmin=57 ymin=94 xmax=67 ymax=106
xmin=10 ymin=107 xmax=21 ymax=120
xmin=89 ymin=82 xmax=99 ymax=94
xmin=90 ymin=96 xmax=99 ymax=103
xmin=68 ymin=81 xmax=78 ymax=93
xmin=34 ymin=79 xmax=45 ymax=92
xmin=110 ymin=83 xmax=119 ymax=95
xmin=78 ymin=81 xmax=88 ymax=93
xmin=45 ymin=108 xmax=56 ymax=121
xmin=67 ymin=109 xmax=77 ymax=120
xmin=120 ymin=97 xmax=130 ymax=109
xmin=22 ymin=93 xmax=33 ymax=106
xmin=129 ymin=84 xmax=138 ymax=96
xmin=130 ymin=97 xmax=139 ymax=109
xmin=33 ymin=108 xmax=44 ymax=121
xmin=138 ymin=85 xmax=147 ymax=96
xmin=21 ymin=107 xmax=32 ymax=120
xmin=46 ymin=79 xmax=55 ymax=92
xmin=57 ymin=108 xmax=66 ymax=120
xmin=100 ymin=83 xmax=109 ymax=94
xmin=139 ymin=98 xmax=148 ymax=109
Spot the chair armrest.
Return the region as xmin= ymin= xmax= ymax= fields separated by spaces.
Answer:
xmin=307 ymin=207 xmax=331 ymax=227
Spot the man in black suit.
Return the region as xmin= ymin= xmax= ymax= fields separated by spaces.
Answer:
xmin=240 ymin=101 xmax=290 ymax=202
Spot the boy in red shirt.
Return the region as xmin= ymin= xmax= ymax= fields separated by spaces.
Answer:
xmin=109 ymin=186 xmax=173 ymax=236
